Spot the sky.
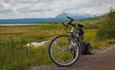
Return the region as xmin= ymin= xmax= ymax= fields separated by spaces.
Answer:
xmin=0 ymin=0 xmax=115 ymax=19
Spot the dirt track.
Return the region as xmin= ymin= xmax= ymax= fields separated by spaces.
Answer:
xmin=30 ymin=45 xmax=115 ymax=70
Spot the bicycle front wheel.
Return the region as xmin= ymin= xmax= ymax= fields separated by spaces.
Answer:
xmin=48 ymin=35 xmax=80 ymax=67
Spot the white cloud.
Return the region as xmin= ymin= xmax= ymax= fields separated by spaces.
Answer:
xmin=0 ymin=0 xmax=114 ymax=19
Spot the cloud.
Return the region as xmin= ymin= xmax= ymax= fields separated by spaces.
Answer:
xmin=0 ymin=0 xmax=114 ymax=19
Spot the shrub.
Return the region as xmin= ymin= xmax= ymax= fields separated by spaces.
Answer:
xmin=97 ymin=9 xmax=115 ymax=39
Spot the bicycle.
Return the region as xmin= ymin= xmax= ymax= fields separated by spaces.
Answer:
xmin=48 ymin=16 xmax=85 ymax=67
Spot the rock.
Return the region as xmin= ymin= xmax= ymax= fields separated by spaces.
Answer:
xmin=26 ymin=41 xmax=49 ymax=47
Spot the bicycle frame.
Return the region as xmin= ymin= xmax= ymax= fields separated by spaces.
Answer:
xmin=69 ymin=25 xmax=84 ymax=43
xmin=61 ymin=16 xmax=84 ymax=44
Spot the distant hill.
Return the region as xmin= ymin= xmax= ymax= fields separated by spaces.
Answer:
xmin=56 ymin=13 xmax=94 ymax=20
xmin=0 ymin=13 xmax=95 ymax=23
xmin=0 ymin=18 xmax=59 ymax=24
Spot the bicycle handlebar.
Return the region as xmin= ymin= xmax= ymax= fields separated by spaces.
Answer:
xmin=61 ymin=16 xmax=75 ymax=27
xmin=61 ymin=16 xmax=85 ymax=30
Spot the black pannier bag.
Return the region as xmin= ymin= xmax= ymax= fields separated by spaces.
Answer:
xmin=80 ymin=42 xmax=93 ymax=55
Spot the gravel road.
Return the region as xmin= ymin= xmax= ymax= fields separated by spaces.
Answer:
xmin=29 ymin=45 xmax=115 ymax=70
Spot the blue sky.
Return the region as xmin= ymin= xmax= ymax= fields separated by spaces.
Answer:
xmin=0 ymin=0 xmax=115 ymax=19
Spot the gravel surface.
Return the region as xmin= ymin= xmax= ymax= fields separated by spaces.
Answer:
xmin=29 ymin=45 xmax=115 ymax=70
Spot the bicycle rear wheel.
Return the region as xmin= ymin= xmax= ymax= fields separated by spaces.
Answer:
xmin=48 ymin=35 xmax=80 ymax=67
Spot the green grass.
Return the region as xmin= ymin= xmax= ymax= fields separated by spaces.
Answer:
xmin=0 ymin=23 xmax=114 ymax=70
xmin=0 ymin=24 xmax=66 ymax=70
xmin=0 ymin=35 xmax=51 ymax=70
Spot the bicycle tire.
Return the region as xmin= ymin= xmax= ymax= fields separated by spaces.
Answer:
xmin=48 ymin=35 xmax=80 ymax=67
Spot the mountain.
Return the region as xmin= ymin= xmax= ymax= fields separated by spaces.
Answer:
xmin=0 ymin=13 xmax=95 ymax=23
xmin=0 ymin=18 xmax=58 ymax=23
xmin=56 ymin=13 xmax=94 ymax=20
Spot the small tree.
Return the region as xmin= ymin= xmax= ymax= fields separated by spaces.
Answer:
xmin=97 ymin=9 xmax=115 ymax=39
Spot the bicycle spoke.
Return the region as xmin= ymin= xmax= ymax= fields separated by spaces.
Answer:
xmin=49 ymin=35 xmax=79 ymax=66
